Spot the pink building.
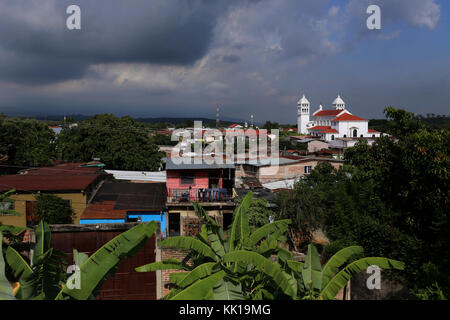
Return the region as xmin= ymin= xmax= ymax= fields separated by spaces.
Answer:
xmin=165 ymin=160 xmax=235 ymax=203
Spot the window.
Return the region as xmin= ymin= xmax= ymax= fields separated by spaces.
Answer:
xmin=26 ymin=201 xmax=39 ymax=227
xmin=304 ymin=166 xmax=312 ymax=174
xmin=331 ymin=135 xmax=335 ymax=141
xmin=168 ymin=212 xmax=180 ymax=236
xmin=353 ymin=129 xmax=358 ymax=137
xmin=343 ymin=134 xmax=347 ymax=138
xmin=372 ymin=134 xmax=375 ymax=138
xmin=360 ymin=134 xmax=364 ymax=138
xmin=0 ymin=201 xmax=14 ymax=215
xmin=180 ymin=172 xmax=194 ymax=185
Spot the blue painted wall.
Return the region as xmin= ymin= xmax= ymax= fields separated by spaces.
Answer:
xmin=80 ymin=212 xmax=167 ymax=236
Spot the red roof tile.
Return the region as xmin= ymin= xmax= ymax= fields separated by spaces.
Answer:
xmin=21 ymin=163 xmax=101 ymax=175
xmin=314 ymin=110 xmax=343 ymax=117
xmin=321 ymin=128 xmax=339 ymax=133
xmin=309 ymin=126 xmax=332 ymax=131
xmin=0 ymin=174 xmax=100 ymax=192
xmin=368 ymin=129 xmax=379 ymax=133
xmin=332 ymin=114 xmax=366 ymax=122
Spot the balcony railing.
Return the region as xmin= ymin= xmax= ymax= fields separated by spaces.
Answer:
xmin=167 ymin=188 xmax=233 ymax=203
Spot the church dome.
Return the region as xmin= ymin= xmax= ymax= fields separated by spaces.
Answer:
xmin=298 ymin=94 xmax=310 ymax=106
xmin=332 ymin=95 xmax=345 ymax=110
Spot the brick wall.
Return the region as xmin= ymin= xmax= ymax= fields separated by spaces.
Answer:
xmin=161 ymin=247 xmax=190 ymax=297
xmin=182 ymin=216 xmax=202 ymax=237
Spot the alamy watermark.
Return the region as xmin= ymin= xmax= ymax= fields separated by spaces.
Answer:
xmin=170 ymin=121 xmax=279 ymax=175
xmin=366 ymin=265 xmax=381 ymax=290
xmin=367 ymin=5 xmax=381 ymax=30
xmin=66 ymin=264 xmax=81 ymax=290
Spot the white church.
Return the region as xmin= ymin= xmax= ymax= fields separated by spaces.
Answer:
xmin=297 ymin=94 xmax=381 ymax=142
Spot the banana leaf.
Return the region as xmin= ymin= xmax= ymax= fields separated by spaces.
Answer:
xmin=223 ymin=250 xmax=297 ymax=299
xmin=286 ymin=260 xmax=304 ymax=273
xmin=194 ymin=204 xmax=227 ymax=258
xmin=213 ymin=278 xmax=244 ymax=300
xmin=169 ymin=270 xmax=226 ymax=300
xmin=247 ymin=219 xmax=291 ymax=247
xmin=175 ymin=262 xmax=216 ymax=288
xmin=302 ymin=244 xmax=322 ymax=291
xmin=158 ymin=236 xmax=218 ymax=261
xmin=0 ymin=232 xmax=15 ymax=300
xmin=320 ymin=257 xmax=405 ymax=300
xmin=56 ymin=221 xmax=157 ymax=300
xmin=321 ymin=246 xmax=364 ymax=288
xmin=170 ymin=272 xmax=189 ymax=284
xmin=72 ymin=249 xmax=89 ymax=267
xmin=0 ymin=225 xmax=30 ymax=235
xmin=136 ymin=258 xmax=189 ymax=272
xmin=33 ymin=221 xmax=51 ymax=265
xmin=229 ymin=192 xmax=252 ymax=252
xmin=5 ymin=246 xmax=33 ymax=281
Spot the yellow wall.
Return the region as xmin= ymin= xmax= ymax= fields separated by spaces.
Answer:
xmin=0 ymin=192 xmax=87 ymax=227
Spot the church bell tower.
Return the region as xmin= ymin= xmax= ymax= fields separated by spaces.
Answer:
xmin=297 ymin=94 xmax=310 ymax=134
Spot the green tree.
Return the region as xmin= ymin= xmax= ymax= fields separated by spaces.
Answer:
xmin=0 ymin=118 xmax=55 ymax=168
xmin=56 ymin=114 xmax=163 ymax=170
xmin=235 ymin=196 xmax=273 ymax=230
xmin=34 ymin=194 xmax=75 ymax=224
xmin=301 ymin=107 xmax=450 ymax=297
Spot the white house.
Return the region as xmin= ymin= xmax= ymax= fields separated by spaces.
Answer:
xmin=297 ymin=94 xmax=381 ymax=142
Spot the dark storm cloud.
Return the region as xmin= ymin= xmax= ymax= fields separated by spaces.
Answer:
xmin=0 ymin=0 xmax=239 ymax=84
xmin=0 ymin=0 xmax=446 ymax=121
xmin=222 ymin=54 xmax=241 ymax=63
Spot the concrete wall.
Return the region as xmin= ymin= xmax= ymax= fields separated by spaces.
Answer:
xmin=350 ymin=270 xmax=415 ymax=300
xmin=257 ymin=160 xmax=343 ymax=183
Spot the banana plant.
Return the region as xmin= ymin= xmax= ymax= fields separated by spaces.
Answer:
xmin=290 ymin=244 xmax=405 ymax=300
xmin=4 ymin=220 xmax=158 ymax=300
xmin=136 ymin=192 xmax=297 ymax=300
xmin=0 ymin=232 xmax=15 ymax=300
xmin=0 ymin=189 xmax=21 ymax=216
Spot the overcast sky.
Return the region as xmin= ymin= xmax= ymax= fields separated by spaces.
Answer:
xmin=0 ymin=0 xmax=449 ymax=123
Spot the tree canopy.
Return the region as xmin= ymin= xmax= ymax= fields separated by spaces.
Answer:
xmin=34 ymin=194 xmax=75 ymax=224
xmin=0 ymin=118 xmax=55 ymax=169
xmin=276 ymin=107 xmax=450 ymax=298
xmin=56 ymin=114 xmax=163 ymax=171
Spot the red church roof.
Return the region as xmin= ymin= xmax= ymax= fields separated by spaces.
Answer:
xmin=309 ymin=126 xmax=331 ymax=131
xmin=368 ymin=129 xmax=379 ymax=133
xmin=321 ymin=128 xmax=339 ymax=134
xmin=332 ymin=113 xmax=366 ymax=122
xmin=314 ymin=110 xmax=343 ymax=117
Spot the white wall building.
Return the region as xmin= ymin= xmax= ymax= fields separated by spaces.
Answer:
xmin=297 ymin=94 xmax=381 ymax=142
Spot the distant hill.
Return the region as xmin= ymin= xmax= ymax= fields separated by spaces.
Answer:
xmin=32 ymin=114 xmax=245 ymax=127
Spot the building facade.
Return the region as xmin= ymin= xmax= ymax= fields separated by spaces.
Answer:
xmin=297 ymin=94 xmax=381 ymax=141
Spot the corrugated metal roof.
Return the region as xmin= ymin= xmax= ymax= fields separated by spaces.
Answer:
xmin=105 ymin=170 xmax=166 ymax=182
xmin=81 ymin=201 xmax=127 ymax=219
xmin=92 ymin=181 xmax=167 ymax=211
xmin=0 ymin=174 xmax=100 ymax=192
xmin=165 ymin=159 xmax=235 ymax=170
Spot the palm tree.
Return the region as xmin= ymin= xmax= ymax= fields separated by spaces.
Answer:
xmin=136 ymin=192 xmax=297 ymax=300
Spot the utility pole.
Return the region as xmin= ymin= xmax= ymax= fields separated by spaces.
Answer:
xmin=216 ymin=102 xmax=221 ymax=128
